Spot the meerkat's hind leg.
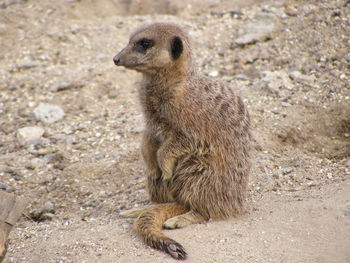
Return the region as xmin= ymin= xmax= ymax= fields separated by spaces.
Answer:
xmin=119 ymin=205 xmax=154 ymax=218
xmin=163 ymin=210 xmax=207 ymax=229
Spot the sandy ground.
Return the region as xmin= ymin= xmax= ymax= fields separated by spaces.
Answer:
xmin=0 ymin=0 xmax=349 ymax=262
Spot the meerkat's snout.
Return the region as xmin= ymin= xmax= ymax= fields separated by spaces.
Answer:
xmin=113 ymin=36 xmax=156 ymax=70
xmin=113 ymin=47 xmax=128 ymax=66
xmin=113 ymin=54 xmax=121 ymax=66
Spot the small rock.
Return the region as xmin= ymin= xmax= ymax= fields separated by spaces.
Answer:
xmin=40 ymin=213 xmax=55 ymax=221
xmin=257 ymin=81 xmax=280 ymax=96
xmin=131 ymin=125 xmax=144 ymax=134
xmin=285 ymin=6 xmax=298 ymax=16
xmin=30 ymin=201 xmax=56 ymax=222
xmin=329 ymin=88 xmax=336 ymax=93
xmin=34 ymin=103 xmax=65 ymax=124
xmin=261 ymin=70 xmax=295 ymax=90
xmin=35 ymin=148 xmax=55 ymax=155
xmin=39 ymin=175 xmax=54 ymax=185
xmin=43 ymin=201 xmax=56 ymax=214
xmin=44 ymin=153 xmax=67 ymax=170
xmin=285 ymin=8 xmax=298 ymax=17
xmin=28 ymin=158 xmax=46 ymax=170
xmin=17 ymin=126 xmax=45 ymax=145
xmin=15 ymin=57 xmax=40 ymax=71
xmin=271 ymin=108 xmax=281 ymax=115
xmin=13 ymin=174 xmax=22 ymax=181
xmin=344 ymin=208 xmax=350 ymax=216
xmin=281 ymin=102 xmax=291 ymax=107
xmin=242 ymin=67 xmax=261 ymax=79
xmin=229 ymin=10 xmax=243 ymax=18
xmin=0 ymin=184 xmax=13 ymax=192
xmin=234 ymin=74 xmax=250 ymax=81
xmin=50 ymin=78 xmax=84 ymax=92
xmin=235 ymin=15 xmax=275 ymax=45
xmin=209 ymin=70 xmax=219 ymax=77
xmin=271 ymin=171 xmax=280 ymax=179
xmin=281 ymin=167 xmax=294 ymax=175
xmin=49 ymin=133 xmax=67 ymax=142
xmin=282 ymin=96 xmax=292 ymax=102
xmin=0 ymin=0 xmax=27 ymax=8
xmin=289 ymin=71 xmax=315 ymax=83
xmin=44 ymin=153 xmax=63 ymax=163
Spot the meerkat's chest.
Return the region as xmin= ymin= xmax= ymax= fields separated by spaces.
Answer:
xmin=139 ymin=84 xmax=177 ymax=143
xmin=145 ymin=102 xmax=173 ymax=143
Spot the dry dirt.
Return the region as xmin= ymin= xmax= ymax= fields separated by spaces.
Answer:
xmin=0 ymin=0 xmax=349 ymax=262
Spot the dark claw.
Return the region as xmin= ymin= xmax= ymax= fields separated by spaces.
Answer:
xmin=166 ymin=241 xmax=187 ymax=260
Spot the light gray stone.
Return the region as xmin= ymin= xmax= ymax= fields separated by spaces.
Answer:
xmin=289 ymin=70 xmax=315 ymax=83
xmin=261 ymin=70 xmax=295 ymax=90
xmin=50 ymin=77 xmax=84 ymax=92
xmin=17 ymin=126 xmax=45 ymax=145
xmin=235 ymin=16 xmax=275 ymax=45
xmin=34 ymin=103 xmax=65 ymax=124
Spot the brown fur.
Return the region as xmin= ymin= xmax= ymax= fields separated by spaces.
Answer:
xmin=114 ymin=23 xmax=251 ymax=260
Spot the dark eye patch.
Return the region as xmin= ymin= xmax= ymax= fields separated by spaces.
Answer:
xmin=134 ymin=38 xmax=154 ymax=52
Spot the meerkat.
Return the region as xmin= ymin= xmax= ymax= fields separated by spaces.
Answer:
xmin=113 ymin=23 xmax=251 ymax=260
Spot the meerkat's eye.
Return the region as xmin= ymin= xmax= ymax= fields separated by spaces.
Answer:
xmin=134 ymin=38 xmax=154 ymax=52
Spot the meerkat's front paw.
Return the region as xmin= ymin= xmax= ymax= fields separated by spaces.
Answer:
xmin=164 ymin=214 xmax=195 ymax=229
xmin=163 ymin=215 xmax=189 ymax=229
xmin=163 ymin=211 xmax=206 ymax=229
xmin=157 ymin=156 xmax=175 ymax=180
xmin=161 ymin=167 xmax=173 ymax=180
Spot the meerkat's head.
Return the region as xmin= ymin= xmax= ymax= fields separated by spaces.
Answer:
xmin=113 ymin=23 xmax=192 ymax=76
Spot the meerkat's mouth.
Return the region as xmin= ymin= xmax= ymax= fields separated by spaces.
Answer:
xmin=123 ymin=63 xmax=145 ymax=68
xmin=114 ymin=59 xmax=145 ymax=69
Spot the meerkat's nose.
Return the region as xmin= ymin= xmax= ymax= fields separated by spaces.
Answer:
xmin=113 ymin=55 xmax=121 ymax=66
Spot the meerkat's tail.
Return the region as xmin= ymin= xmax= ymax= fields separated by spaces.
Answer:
xmin=133 ymin=203 xmax=189 ymax=260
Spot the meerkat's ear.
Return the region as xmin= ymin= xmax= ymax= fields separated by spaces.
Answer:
xmin=171 ymin=36 xmax=183 ymax=60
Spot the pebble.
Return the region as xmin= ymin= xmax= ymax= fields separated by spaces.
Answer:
xmin=0 ymin=0 xmax=27 ymax=8
xmin=44 ymin=153 xmax=63 ymax=163
xmin=15 ymin=57 xmax=40 ymax=71
xmin=13 ymin=174 xmax=22 ymax=181
xmin=285 ymin=6 xmax=298 ymax=17
xmin=281 ymin=167 xmax=294 ymax=175
xmin=261 ymin=70 xmax=295 ymax=90
xmin=29 ymin=148 xmax=55 ymax=156
xmin=271 ymin=108 xmax=281 ymax=115
xmin=50 ymin=78 xmax=84 ymax=92
xmin=43 ymin=201 xmax=56 ymax=214
xmin=49 ymin=133 xmax=67 ymax=142
xmin=131 ymin=125 xmax=144 ymax=134
xmin=28 ymin=158 xmax=47 ymax=170
xmin=34 ymin=103 xmax=65 ymax=124
xmin=281 ymin=102 xmax=291 ymax=107
xmin=0 ymin=184 xmax=13 ymax=192
xmin=257 ymin=81 xmax=280 ymax=97
xmin=30 ymin=201 xmax=56 ymax=222
xmin=289 ymin=70 xmax=315 ymax=83
xmin=17 ymin=126 xmax=45 ymax=145
xmin=235 ymin=15 xmax=275 ymax=45
xmin=209 ymin=70 xmax=219 ymax=77
xmin=39 ymin=175 xmax=54 ymax=185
